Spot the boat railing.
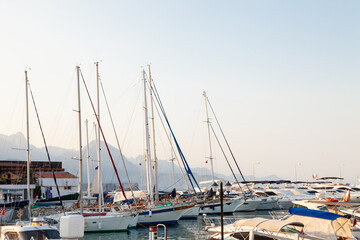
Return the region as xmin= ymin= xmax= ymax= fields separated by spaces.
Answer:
xmin=202 ymin=214 xmax=241 ymax=229
xmin=268 ymin=210 xmax=288 ymax=219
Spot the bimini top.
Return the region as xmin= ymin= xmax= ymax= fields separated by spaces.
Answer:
xmin=233 ymin=217 xmax=304 ymax=233
xmin=289 ymin=207 xmax=351 ymax=221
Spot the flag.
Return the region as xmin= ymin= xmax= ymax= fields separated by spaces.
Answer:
xmin=353 ymin=218 xmax=357 ymax=226
xmin=34 ymin=195 xmax=38 ymax=202
xmin=344 ymin=190 xmax=351 ymax=202
xmin=205 ymin=160 xmax=208 ymax=164
xmin=145 ymin=153 xmax=147 ymax=162
xmin=312 ymin=174 xmax=317 ymax=180
xmin=95 ymin=166 xmax=98 ymax=170
xmin=1 ymin=206 xmax=5 ymax=216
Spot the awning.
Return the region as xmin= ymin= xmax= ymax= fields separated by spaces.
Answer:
xmin=289 ymin=207 xmax=350 ymax=220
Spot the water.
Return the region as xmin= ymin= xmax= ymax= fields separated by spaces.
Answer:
xmin=80 ymin=211 xmax=272 ymax=240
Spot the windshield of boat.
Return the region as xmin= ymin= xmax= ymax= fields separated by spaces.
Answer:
xmin=264 ymin=191 xmax=277 ymax=196
xmin=19 ymin=230 xmax=60 ymax=240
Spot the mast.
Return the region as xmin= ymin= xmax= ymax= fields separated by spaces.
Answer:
xmin=143 ymin=70 xmax=153 ymax=204
xmin=148 ymin=65 xmax=159 ymax=202
xmin=76 ymin=66 xmax=83 ymax=214
xmin=203 ymin=91 xmax=214 ymax=182
xmin=85 ymin=119 xmax=91 ymax=196
xmin=25 ymin=70 xmax=31 ymax=222
xmin=169 ymin=132 xmax=175 ymax=186
xmin=95 ymin=62 xmax=102 ymax=212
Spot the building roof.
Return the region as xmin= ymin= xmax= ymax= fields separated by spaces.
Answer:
xmin=34 ymin=172 xmax=77 ymax=179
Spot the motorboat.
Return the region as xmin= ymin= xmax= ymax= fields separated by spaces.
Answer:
xmin=1 ymin=215 xmax=84 ymax=240
xmin=206 ymin=207 xmax=358 ymax=240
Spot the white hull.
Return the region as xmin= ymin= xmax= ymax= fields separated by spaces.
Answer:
xmin=45 ymin=210 xmax=138 ymax=232
xmin=275 ymin=199 xmax=293 ymax=210
xmin=199 ymin=198 xmax=244 ymax=214
xmin=235 ymin=199 xmax=261 ymax=212
xmin=137 ymin=204 xmax=193 ymax=225
xmin=180 ymin=205 xmax=200 ymax=219
xmin=84 ymin=212 xmax=137 ymax=232
xmin=256 ymin=199 xmax=278 ymax=210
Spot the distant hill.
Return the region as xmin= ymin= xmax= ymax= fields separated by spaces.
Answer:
xmin=0 ymin=133 xmax=281 ymax=191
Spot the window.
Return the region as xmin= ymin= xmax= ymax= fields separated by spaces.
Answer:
xmin=5 ymin=232 xmax=19 ymax=240
xmin=19 ymin=230 xmax=60 ymax=240
xmin=64 ymin=186 xmax=71 ymax=190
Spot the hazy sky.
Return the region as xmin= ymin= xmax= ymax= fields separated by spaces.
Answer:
xmin=1 ymin=1 xmax=360 ymax=183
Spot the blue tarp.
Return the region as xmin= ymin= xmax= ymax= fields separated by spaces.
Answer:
xmin=289 ymin=207 xmax=350 ymax=220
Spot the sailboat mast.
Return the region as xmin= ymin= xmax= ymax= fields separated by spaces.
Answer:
xmin=143 ymin=70 xmax=153 ymax=203
xmin=85 ymin=119 xmax=91 ymax=196
xmin=148 ymin=65 xmax=159 ymax=202
xmin=25 ymin=70 xmax=31 ymax=222
xmin=76 ymin=66 xmax=83 ymax=214
xmin=203 ymin=91 xmax=214 ymax=182
xmin=95 ymin=62 xmax=102 ymax=212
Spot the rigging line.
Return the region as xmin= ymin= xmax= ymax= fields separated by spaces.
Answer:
xmin=209 ymin=123 xmax=245 ymax=196
xmin=79 ymin=69 xmax=130 ymax=207
xmin=98 ymin=77 xmax=137 ymax=203
xmin=186 ymin=99 xmax=203 ymax=157
xmin=50 ymin=68 xmax=77 ymax=143
xmin=7 ymin=78 xmax=23 ymax=132
xmin=162 ymin=177 xmax=185 ymax=191
xmin=121 ymin=79 xmax=142 ymax=151
xmin=148 ymin=78 xmax=194 ymax=190
xmin=149 ymin=78 xmax=201 ymax=192
xmin=28 ymin=83 xmax=65 ymax=212
xmin=152 ymin=92 xmax=191 ymax=192
xmin=205 ymin=96 xmax=251 ymax=193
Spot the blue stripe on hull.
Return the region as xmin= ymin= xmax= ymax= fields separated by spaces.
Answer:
xmin=139 ymin=208 xmax=175 ymax=216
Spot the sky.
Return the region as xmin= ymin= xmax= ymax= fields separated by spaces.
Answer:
xmin=0 ymin=1 xmax=360 ymax=183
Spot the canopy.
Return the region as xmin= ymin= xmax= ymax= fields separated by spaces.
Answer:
xmin=289 ymin=207 xmax=350 ymax=220
xmin=257 ymin=219 xmax=304 ymax=232
xmin=233 ymin=217 xmax=269 ymax=228
xmin=113 ymin=191 xmax=147 ymax=202
xmin=308 ymin=200 xmax=360 ymax=208
xmin=234 ymin=217 xmax=303 ymax=233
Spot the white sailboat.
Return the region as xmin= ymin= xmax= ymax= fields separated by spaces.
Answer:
xmin=47 ymin=65 xmax=138 ymax=232
xmin=200 ymin=92 xmax=257 ymax=213
xmin=136 ymin=66 xmax=194 ymax=225
xmin=0 ymin=71 xmax=64 ymax=240
xmin=79 ymin=64 xmax=138 ymax=232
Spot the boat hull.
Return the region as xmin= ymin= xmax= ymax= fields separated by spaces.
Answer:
xmin=84 ymin=212 xmax=138 ymax=233
xmin=199 ymin=198 xmax=244 ymax=214
xmin=137 ymin=204 xmax=193 ymax=225
xmin=180 ymin=205 xmax=200 ymax=219
xmin=256 ymin=199 xmax=278 ymax=210
xmin=235 ymin=199 xmax=261 ymax=212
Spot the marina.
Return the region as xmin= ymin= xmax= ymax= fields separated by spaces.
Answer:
xmin=1 ymin=1 xmax=360 ymax=240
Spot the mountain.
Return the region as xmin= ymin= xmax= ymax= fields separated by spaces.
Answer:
xmin=0 ymin=133 xmax=281 ymax=191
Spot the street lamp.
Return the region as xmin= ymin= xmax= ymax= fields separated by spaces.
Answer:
xmin=225 ymin=181 xmax=232 ymax=195
xmin=253 ymin=162 xmax=261 ymax=180
xmin=211 ymin=182 xmax=219 ymax=192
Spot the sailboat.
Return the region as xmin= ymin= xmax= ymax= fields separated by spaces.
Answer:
xmin=199 ymin=92 xmax=261 ymax=214
xmin=0 ymin=71 xmax=65 ymax=239
xmin=134 ymin=66 xmax=194 ymax=225
xmin=78 ymin=64 xmax=138 ymax=232
xmin=45 ymin=65 xmax=138 ymax=232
